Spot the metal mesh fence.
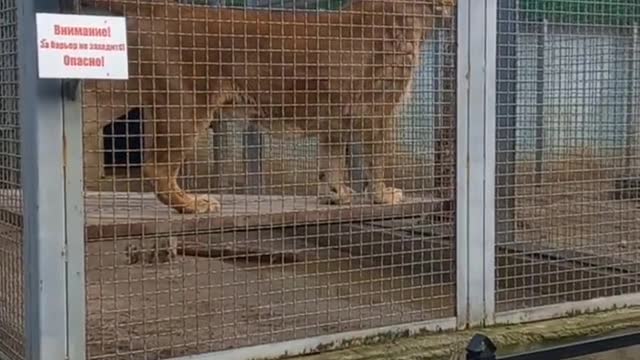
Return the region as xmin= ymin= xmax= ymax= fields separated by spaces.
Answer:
xmin=0 ymin=0 xmax=23 ymax=359
xmin=495 ymin=0 xmax=640 ymax=312
xmin=78 ymin=0 xmax=457 ymax=358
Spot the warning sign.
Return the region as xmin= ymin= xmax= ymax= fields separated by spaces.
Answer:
xmin=36 ymin=13 xmax=129 ymax=80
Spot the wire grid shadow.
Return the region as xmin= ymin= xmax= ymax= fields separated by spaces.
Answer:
xmin=495 ymin=0 xmax=640 ymax=312
xmin=0 ymin=0 xmax=23 ymax=359
xmin=77 ymin=0 xmax=458 ymax=358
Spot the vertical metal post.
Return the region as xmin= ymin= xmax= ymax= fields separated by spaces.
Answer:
xmin=18 ymin=0 xmax=86 ymax=359
xmin=535 ymin=20 xmax=547 ymax=186
xmin=60 ymin=1 xmax=87 ymax=358
xmin=456 ymin=0 xmax=497 ymax=328
xmin=625 ymin=24 xmax=638 ymax=174
xmin=456 ymin=1 xmax=470 ymax=329
xmin=62 ymin=79 xmax=87 ymax=360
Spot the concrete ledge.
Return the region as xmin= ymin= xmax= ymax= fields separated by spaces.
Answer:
xmin=291 ymin=307 xmax=640 ymax=360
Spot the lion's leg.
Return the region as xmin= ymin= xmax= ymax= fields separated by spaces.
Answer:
xmin=318 ymin=136 xmax=354 ymax=205
xmin=359 ymin=125 xmax=404 ymax=205
xmin=143 ymin=104 xmax=220 ymax=214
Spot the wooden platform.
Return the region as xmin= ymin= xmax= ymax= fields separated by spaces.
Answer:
xmin=0 ymin=190 xmax=452 ymax=240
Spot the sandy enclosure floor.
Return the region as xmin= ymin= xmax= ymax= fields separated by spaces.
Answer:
xmin=508 ymin=156 xmax=640 ymax=262
xmin=492 ymin=154 xmax=640 ymax=311
xmin=8 ymin=153 xmax=640 ymax=359
xmin=85 ymin=222 xmax=456 ymax=360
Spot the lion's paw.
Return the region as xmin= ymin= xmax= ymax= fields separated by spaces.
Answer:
xmin=176 ymin=194 xmax=221 ymax=214
xmin=371 ymin=186 xmax=404 ymax=205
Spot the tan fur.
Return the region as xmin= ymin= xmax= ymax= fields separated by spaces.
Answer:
xmin=81 ymin=0 xmax=456 ymax=214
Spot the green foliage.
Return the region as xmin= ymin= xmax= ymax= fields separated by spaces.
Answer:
xmin=519 ymin=0 xmax=640 ymax=26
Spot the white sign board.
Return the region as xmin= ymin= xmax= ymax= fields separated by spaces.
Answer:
xmin=36 ymin=13 xmax=129 ymax=80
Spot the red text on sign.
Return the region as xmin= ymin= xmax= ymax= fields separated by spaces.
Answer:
xmin=40 ymin=39 xmax=126 ymax=52
xmin=49 ymin=40 xmax=78 ymax=50
xmin=64 ymin=55 xmax=105 ymax=68
xmin=54 ymin=25 xmax=111 ymax=37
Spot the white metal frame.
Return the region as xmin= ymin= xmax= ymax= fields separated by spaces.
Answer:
xmin=172 ymin=318 xmax=457 ymax=360
xmin=456 ymin=0 xmax=497 ymax=328
xmin=495 ymin=294 xmax=640 ymax=325
xmin=62 ymin=76 xmax=88 ymax=360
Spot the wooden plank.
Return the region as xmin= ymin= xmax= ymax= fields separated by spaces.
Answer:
xmin=496 ymin=246 xmax=638 ymax=311
xmin=371 ymin=217 xmax=640 ymax=286
xmin=280 ymin=223 xmax=455 ymax=282
xmin=495 ymin=241 xmax=640 ymax=312
xmin=498 ymin=241 xmax=640 ymax=282
xmin=363 ymin=216 xmax=455 ymax=239
xmin=0 ymin=190 xmax=452 ymax=240
xmin=166 ymin=223 xmax=456 ymax=305
xmin=150 ymin=222 xmax=454 ymax=278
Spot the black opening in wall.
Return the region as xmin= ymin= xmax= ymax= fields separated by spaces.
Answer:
xmin=102 ymin=107 xmax=144 ymax=170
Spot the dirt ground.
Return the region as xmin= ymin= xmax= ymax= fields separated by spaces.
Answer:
xmin=493 ymin=151 xmax=640 ymax=311
xmin=509 ymin=151 xmax=640 ymax=260
xmin=5 ymin=151 xmax=640 ymax=360
xmin=85 ymin=223 xmax=456 ymax=360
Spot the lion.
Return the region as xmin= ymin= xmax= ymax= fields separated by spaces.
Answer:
xmin=79 ymin=0 xmax=456 ymax=214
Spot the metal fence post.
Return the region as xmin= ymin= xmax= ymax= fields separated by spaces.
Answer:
xmin=534 ymin=20 xmax=548 ymax=186
xmin=625 ymin=24 xmax=638 ymax=174
xmin=18 ymin=0 xmax=86 ymax=359
xmin=457 ymin=0 xmax=497 ymax=328
xmin=62 ymin=49 xmax=88 ymax=360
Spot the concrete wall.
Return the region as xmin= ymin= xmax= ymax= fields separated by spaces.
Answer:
xmin=514 ymin=24 xmax=638 ymax=160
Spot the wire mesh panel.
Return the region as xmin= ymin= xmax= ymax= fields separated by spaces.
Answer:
xmin=495 ymin=0 xmax=640 ymax=312
xmin=78 ymin=0 xmax=457 ymax=358
xmin=0 ymin=0 xmax=23 ymax=358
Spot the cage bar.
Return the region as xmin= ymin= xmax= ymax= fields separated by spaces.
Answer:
xmin=456 ymin=0 xmax=497 ymax=328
